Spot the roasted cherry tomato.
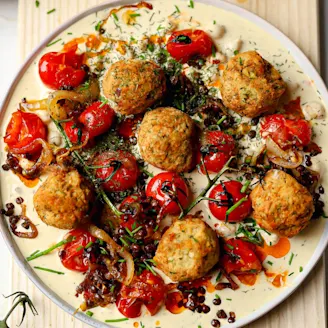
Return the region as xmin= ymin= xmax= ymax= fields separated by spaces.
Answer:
xmin=63 ymin=121 xmax=88 ymax=144
xmin=60 ymin=228 xmax=96 ymax=272
xmin=197 ymin=130 xmax=235 ymax=174
xmin=167 ymin=29 xmax=214 ymax=63
xmin=146 ymin=172 xmax=189 ymax=216
xmin=38 ymin=47 xmax=86 ymax=89
xmin=260 ymin=114 xmax=312 ymax=150
xmin=119 ymin=195 xmax=143 ymax=231
xmin=117 ymin=270 xmax=167 ymax=318
xmin=94 ymin=150 xmax=139 ymax=192
xmin=221 ymin=238 xmax=262 ymax=275
xmin=118 ymin=115 xmax=143 ymax=140
xmin=79 ymin=101 xmax=115 ymax=139
xmin=208 ymin=181 xmax=251 ymax=222
xmin=4 ymin=110 xmax=47 ymax=154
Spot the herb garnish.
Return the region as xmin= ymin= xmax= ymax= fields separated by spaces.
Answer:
xmin=175 ymin=5 xmax=181 ymax=13
xmin=112 ymin=13 xmax=119 ymax=21
xmin=86 ymin=311 xmax=94 ymax=317
xmin=47 ymin=8 xmax=56 ymax=14
xmin=46 ymin=38 xmax=62 ymax=47
xmin=34 ymin=266 xmax=65 ymax=275
xmin=35 ymin=1 xmax=40 ymax=8
xmin=188 ymin=0 xmax=195 ymax=8
xmin=299 ymin=266 xmax=303 ymax=272
xmin=105 ymin=318 xmax=129 ymax=323
xmin=289 ymin=253 xmax=295 ymax=265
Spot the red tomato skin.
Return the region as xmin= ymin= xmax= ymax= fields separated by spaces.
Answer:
xmin=95 ymin=151 xmax=139 ymax=192
xmin=146 ymin=172 xmax=189 ymax=215
xmin=119 ymin=195 xmax=142 ymax=230
xmin=38 ymin=50 xmax=86 ymax=89
xmin=222 ymin=238 xmax=262 ymax=274
xmin=63 ymin=121 xmax=88 ymax=144
xmin=260 ymin=114 xmax=312 ymax=149
xmin=60 ymin=228 xmax=96 ymax=272
xmin=167 ymin=29 xmax=214 ymax=63
xmin=198 ymin=131 xmax=235 ymax=174
xmin=118 ymin=115 xmax=143 ymax=140
xmin=79 ymin=101 xmax=115 ymax=139
xmin=209 ymin=181 xmax=251 ymax=222
xmin=116 ymin=297 xmax=143 ymax=318
xmin=4 ymin=110 xmax=47 ymax=154
xmin=118 ymin=270 xmax=166 ymax=317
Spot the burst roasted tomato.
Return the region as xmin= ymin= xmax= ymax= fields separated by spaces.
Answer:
xmin=118 ymin=115 xmax=143 ymax=139
xmin=59 ymin=228 xmax=96 ymax=272
xmin=63 ymin=121 xmax=89 ymax=144
xmin=94 ymin=150 xmax=139 ymax=192
xmin=79 ymin=101 xmax=115 ymax=139
xmin=167 ymin=29 xmax=214 ymax=63
xmin=119 ymin=195 xmax=143 ymax=231
xmin=197 ymin=130 xmax=235 ymax=174
xmin=38 ymin=47 xmax=86 ymax=89
xmin=208 ymin=181 xmax=251 ymax=222
xmin=221 ymin=238 xmax=262 ymax=274
xmin=260 ymin=114 xmax=312 ymax=149
xmin=117 ymin=270 xmax=167 ymax=318
xmin=4 ymin=110 xmax=47 ymax=154
xmin=146 ymin=172 xmax=189 ymax=215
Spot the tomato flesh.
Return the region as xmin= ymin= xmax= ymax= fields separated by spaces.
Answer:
xmin=146 ymin=172 xmax=189 ymax=215
xmin=4 ymin=110 xmax=47 ymax=154
xmin=60 ymin=228 xmax=96 ymax=272
xmin=197 ymin=130 xmax=235 ymax=174
xmin=94 ymin=150 xmax=139 ymax=192
xmin=209 ymin=181 xmax=251 ymax=222
xmin=79 ymin=101 xmax=115 ymax=139
xmin=260 ymin=114 xmax=311 ymax=149
xmin=118 ymin=115 xmax=143 ymax=140
xmin=38 ymin=47 xmax=86 ymax=89
xmin=63 ymin=121 xmax=89 ymax=144
xmin=119 ymin=195 xmax=143 ymax=230
xmin=167 ymin=29 xmax=214 ymax=63
xmin=221 ymin=238 xmax=262 ymax=275
xmin=117 ymin=270 xmax=167 ymax=318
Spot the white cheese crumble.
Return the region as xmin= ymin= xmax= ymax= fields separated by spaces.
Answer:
xmin=302 ymin=101 xmax=325 ymax=120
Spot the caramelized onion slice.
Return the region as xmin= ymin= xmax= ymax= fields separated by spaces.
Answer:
xmin=86 ymin=224 xmax=134 ymax=285
xmin=265 ymin=136 xmax=303 ymax=169
xmin=9 ymin=205 xmax=38 ymax=239
xmin=19 ymin=99 xmax=48 ymax=111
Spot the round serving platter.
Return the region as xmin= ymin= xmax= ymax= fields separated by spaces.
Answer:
xmin=0 ymin=1 xmax=328 ymax=327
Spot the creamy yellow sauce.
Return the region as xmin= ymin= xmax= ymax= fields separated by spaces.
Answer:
xmin=0 ymin=1 xmax=327 ymax=327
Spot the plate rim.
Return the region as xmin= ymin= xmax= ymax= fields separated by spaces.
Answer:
xmin=0 ymin=0 xmax=327 ymax=327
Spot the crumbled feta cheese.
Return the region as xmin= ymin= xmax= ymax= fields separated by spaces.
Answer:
xmin=302 ymin=101 xmax=325 ymax=120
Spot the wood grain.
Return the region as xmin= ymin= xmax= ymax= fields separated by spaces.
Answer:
xmin=14 ymin=0 xmax=325 ymax=327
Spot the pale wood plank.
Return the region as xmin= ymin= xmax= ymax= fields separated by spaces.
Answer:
xmin=13 ymin=1 xmax=325 ymax=327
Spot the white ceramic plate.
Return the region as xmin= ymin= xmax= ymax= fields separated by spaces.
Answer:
xmin=1 ymin=1 xmax=328 ymax=327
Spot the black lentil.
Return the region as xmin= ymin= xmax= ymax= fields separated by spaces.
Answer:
xmin=217 ymin=309 xmax=228 ymax=319
xmin=211 ymin=319 xmax=220 ymax=327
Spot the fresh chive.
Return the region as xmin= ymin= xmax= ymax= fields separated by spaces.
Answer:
xmin=288 ymin=272 xmax=294 ymax=276
xmin=267 ymin=261 xmax=273 ymax=266
xmin=97 ymin=238 xmax=104 ymax=246
xmin=34 ymin=266 xmax=64 ymax=275
xmin=131 ymin=226 xmax=143 ymax=234
xmin=67 ymin=32 xmax=73 ymax=35
xmin=35 ymin=1 xmax=40 ymax=8
xmin=110 ymin=285 xmax=115 ymax=293
xmin=240 ymin=180 xmax=251 ymax=193
xmin=118 ymin=259 xmax=126 ymax=263
xmin=85 ymin=241 xmax=93 ymax=249
xmin=234 ymin=50 xmax=239 ymax=55
xmin=120 ymin=237 xmax=129 ymax=247
xmin=86 ymin=311 xmax=94 ymax=317
xmin=217 ymin=115 xmax=226 ymax=126
xmin=191 ymin=236 xmax=198 ymax=243
xmin=153 ymin=225 xmax=159 ymax=232
xmin=147 ymin=43 xmax=155 ymax=52
xmin=76 ymin=246 xmax=83 ymax=252
xmin=175 ymin=5 xmax=181 ymax=13
xmin=105 ymin=318 xmax=129 ymax=323
xmin=46 ymin=38 xmax=61 ymax=47
xmin=215 ymin=271 xmax=222 ymax=282
xmin=213 ymin=20 xmax=216 ymax=24
xmin=212 ymin=45 xmax=216 ymax=57
xmin=27 ymin=237 xmax=74 ymax=261
xmin=95 ymin=21 xmax=102 ymax=31
xmin=47 ymin=8 xmax=56 ymax=14
xmin=189 ymin=0 xmax=194 ymax=8
xmin=289 ymin=253 xmax=294 ymax=265
xmin=125 ymin=227 xmax=134 ymax=237
xmin=143 ymin=260 xmax=157 ymax=275
xmin=226 ymin=298 xmax=232 ymax=301
xmin=130 ymin=13 xmax=141 ymax=17
xmin=28 ymin=250 xmax=40 ymax=258
xmin=299 ymin=266 xmax=303 ymax=272
xmin=226 ymin=198 xmax=247 ymax=217
xmin=112 ymin=13 xmax=119 ymax=21
xmin=226 ymin=244 xmax=234 ymax=250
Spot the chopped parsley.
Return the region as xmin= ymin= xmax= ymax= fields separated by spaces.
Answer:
xmin=188 ymin=0 xmax=194 ymax=8
xmin=47 ymin=8 xmax=56 ymax=14
xmin=147 ymin=43 xmax=155 ymax=52
xmin=289 ymin=253 xmax=295 ymax=265
xmin=175 ymin=5 xmax=181 ymax=13
xmin=226 ymin=298 xmax=232 ymax=301
xmin=35 ymin=1 xmax=40 ymax=8
xmin=299 ymin=266 xmax=303 ymax=272
xmin=86 ymin=311 xmax=94 ymax=317
xmin=234 ymin=50 xmax=239 ymax=55
xmin=267 ymin=261 xmax=273 ymax=266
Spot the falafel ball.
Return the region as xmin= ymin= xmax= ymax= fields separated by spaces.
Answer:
xmin=102 ymin=59 xmax=166 ymax=115
xmin=221 ymin=51 xmax=286 ymax=118
xmin=138 ymin=107 xmax=196 ymax=173
xmin=154 ymin=217 xmax=219 ymax=282
xmin=250 ymin=169 xmax=314 ymax=238
xmin=33 ymin=168 xmax=94 ymax=230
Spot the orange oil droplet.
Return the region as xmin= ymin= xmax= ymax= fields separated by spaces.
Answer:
xmin=265 ymin=270 xmax=288 ymax=288
xmin=237 ymin=274 xmax=257 ymax=286
xmin=256 ymin=237 xmax=291 ymax=262
xmin=133 ymin=322 xmax=139 ymax=328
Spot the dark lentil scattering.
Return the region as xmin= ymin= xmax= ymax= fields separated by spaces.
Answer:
xmin=2 ymin=164 xmax=10 ymax=171
xmin=248 ymin=130 xmax=256 ymax=139
xmin=198 ymin=286 xmax=206 ymax=295
xmin=198 ymin=295 xmax=205 ymax=303
xmin=213 ymin=298 xmax=221 ymax=306
xmin=217 ymin=309 xmax=228 ymax=319
xmin=319 ymin=186 xmax=325 ymax=194
xmin=6 ymin=203 xmax=14 ymax=210
xmin=228 ymin=317 xmax=236 ymax=323
xmin=16 ymin=197 xmax=24 ymax=204
xmin=202 ymin=304 xmax=210 ymax=313
xmin=251 ymin=117 xmax=259 ymax=125
xmin=211 ymin=319 xmax=221 ymax=327
xmin=304 ymin=155 xmax=312 ymax=167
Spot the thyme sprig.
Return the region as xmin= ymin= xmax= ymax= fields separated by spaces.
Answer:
xmin=0 ymin=292 xmax=37 ymax=327
xmin=51 ymin=117 xmax=122 ymax=217
xmin=178 ymin=156 xmax=235 ymax=219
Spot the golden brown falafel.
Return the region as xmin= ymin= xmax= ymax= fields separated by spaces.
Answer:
xmin=33 ymin=168 xmax=94 ymax=230
xmin=154 ymin=217 xmax=219 ymax=282
xmin=221 ymin=51 xmax=286 ymax=118
xmin=102 ymin=59 xmax=166 ymax=115
xmin=250 ymin=169 xmax=314 ymax=238
xmin=137 ymin=107 xmax=196 ymax=173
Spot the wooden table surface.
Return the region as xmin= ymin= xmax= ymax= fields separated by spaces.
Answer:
xmin=13 ymin=0 xmax=326 ymax=327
